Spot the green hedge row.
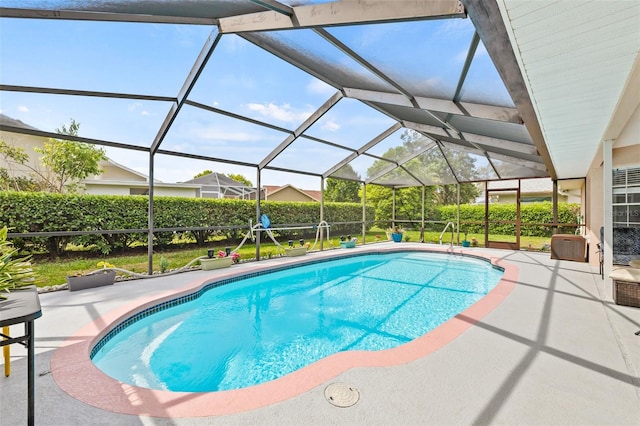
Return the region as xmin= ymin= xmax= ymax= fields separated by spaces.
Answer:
xmin=0 ymin=192 xmax=371 ymax=256
xmin=437 ymin=201 xmax=581 ymax=236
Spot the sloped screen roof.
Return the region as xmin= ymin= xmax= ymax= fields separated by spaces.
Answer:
xmin=0 ymin=0 xmax=549 ymax=187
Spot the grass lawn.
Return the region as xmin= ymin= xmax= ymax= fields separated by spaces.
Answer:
xmin=31 ymin=229 xmax=552 ymax=288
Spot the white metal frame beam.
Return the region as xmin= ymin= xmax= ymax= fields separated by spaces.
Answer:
xmin=0 ymin=84 xmax=176 ymax=103
xmin=0 ymin=7 xmax=217 ymax=24
xmin=219 ymin=0 xmax=465 ymax=33
xmin=343 ymin=87 xmax=521 ymax=123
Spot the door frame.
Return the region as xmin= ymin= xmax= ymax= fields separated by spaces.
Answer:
xmin=484 ymin=182 xmax=521 ymax=250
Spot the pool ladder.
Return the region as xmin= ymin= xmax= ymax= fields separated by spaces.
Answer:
xmin=439 ymin=222 xmax=456 ymax=249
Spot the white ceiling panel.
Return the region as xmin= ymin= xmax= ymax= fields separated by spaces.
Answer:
xmin=497 ymin=0 xmax=640 ymax=179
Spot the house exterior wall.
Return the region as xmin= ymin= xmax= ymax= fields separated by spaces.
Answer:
xmin=84 ymin=183 xmax=197 ymax=197
xmin=0 ymin=130 xmax=45 ymax=177
xmin=154 ymin=187 xmax=197 ymax=197
xmin=90 ymin=163 xmax=147 ymax=181
xmin=497 ymin=192 xmax=568 ymax=204
xmin=586 ymin=105 xmax=640 ymax=266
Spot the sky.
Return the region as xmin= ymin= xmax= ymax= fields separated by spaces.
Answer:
xmin=0 ymin=6 xmax=511 ymax=189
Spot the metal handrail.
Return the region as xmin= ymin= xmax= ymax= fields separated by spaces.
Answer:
xmin=439 ymin=222 xmax=456 ymax=247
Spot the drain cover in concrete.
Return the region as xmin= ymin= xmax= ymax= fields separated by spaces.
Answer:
xmin=324 ymin=383 xmax=360 ymax=407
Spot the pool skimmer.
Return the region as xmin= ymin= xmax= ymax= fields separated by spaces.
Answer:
xmin=324 ymin=383 xmax=360 ymax=407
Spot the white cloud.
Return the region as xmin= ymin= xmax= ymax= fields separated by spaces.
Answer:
xmin=246 ymin=102 xmax=311 ymax=123
xmin=306 ymin=79 xmax=335 ymax=95
xmin=128 ymin=102 xmax=152 ymax=116
xmin=322 ymin=120 xmax=340 ymax=132
xmin=18 ymin=105 xmax=29 ymax=112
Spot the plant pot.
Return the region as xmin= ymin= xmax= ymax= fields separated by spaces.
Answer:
xmin=340 ymin=240 xmax=356 ymax=249
xmin=462 ymin=240 xmax=471 ymax=247
xmin=67 ymin=270 xmax=116 ymax=292
xmin=285 ymin=247 xmax=307 ymax=257
xmin=200 ymin=257 xmax=233 ymax=270
xmin=391 ymin=233 xmax=403 ymax=242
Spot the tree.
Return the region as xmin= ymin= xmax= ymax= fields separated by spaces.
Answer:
xmin=325 ymin=165 xmax=361 ymax=202
xmin=365 ymin=130 xmax=479 ymax=204
xmin=34 ymin=120 xmax=107 ymax=193
xmin=225 ymin=173 xmax=253 ymax=186
xmin=194 ymin=170 xmax=213 ymax=178
xmin=362 ymin=130 xmax=482 ymax=226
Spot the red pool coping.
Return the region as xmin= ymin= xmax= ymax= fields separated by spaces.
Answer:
xmin=51 ymin=246 xmax=517 ymax=418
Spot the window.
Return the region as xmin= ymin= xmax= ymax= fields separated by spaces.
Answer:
xmin=612 ymin=166 xmax=640 ymax=227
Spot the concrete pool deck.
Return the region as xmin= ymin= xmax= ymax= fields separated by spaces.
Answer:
xmin=1 ymin=243 xmax=639 ymax=425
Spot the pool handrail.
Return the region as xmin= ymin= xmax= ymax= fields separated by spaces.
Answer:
xmin=439 ymin=222 xmax=456 ymax=248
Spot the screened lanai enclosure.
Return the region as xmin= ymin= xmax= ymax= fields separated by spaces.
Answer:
xmin=1 ymin=1 xmax=596 ymax=269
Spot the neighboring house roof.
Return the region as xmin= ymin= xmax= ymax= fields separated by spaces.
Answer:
xmin=183 ymin=172 xmax=257 ymax=197
xmin=90 ymin=158 xmax=162 ymax=183
xmin=264 ymin=184 xmax=320 ymax=202
xmin=0 ymin=114 xmax=40 ymax=131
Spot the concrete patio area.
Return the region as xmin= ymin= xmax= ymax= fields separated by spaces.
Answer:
xmin=1 ymin=243 xmax=639 ymax=425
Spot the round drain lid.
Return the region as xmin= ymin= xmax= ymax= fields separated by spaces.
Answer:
xmin=324 ymin=383 xmax=360 ymax=407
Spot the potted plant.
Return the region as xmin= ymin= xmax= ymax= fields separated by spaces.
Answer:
xmin=200 ymin=250 xmax=236 ymax=270
xmin=340 ymin=235 xmax=356 ymax=249
xmin=461 ymin=231 xmax=471 ymax=247
xmin=66 ymin=261 xmax=116 ymax=292
xmin=0 ymin=226 xmax=37 ymax=300
xmin=388 ymin=226 xmax=404 ymax=243
xmin=285 ymin=239 xmax=307 ymax=257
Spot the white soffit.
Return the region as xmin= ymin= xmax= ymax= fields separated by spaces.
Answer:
xmin=497 ymin=0 xmax=640 ymax=179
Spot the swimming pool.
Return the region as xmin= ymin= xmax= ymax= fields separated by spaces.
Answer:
xmin=91 ymin=251 xmax=503 ymax=392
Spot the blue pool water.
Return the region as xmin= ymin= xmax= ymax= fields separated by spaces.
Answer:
xmin=92 ymin=251 xmax=503 ymax=392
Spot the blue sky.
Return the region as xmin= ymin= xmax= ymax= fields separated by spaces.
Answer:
xmin=0 ymin=13 xmax=509 ymax=189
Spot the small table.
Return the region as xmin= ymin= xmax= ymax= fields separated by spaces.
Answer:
xmin=0 ymin=286 xmax=42 ymax=426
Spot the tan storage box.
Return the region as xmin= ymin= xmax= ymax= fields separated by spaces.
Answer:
xmin=550 ymin=234 xmax=587 ymax=262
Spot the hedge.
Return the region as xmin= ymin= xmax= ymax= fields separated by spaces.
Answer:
xmin=437 ymin=201 xmax=581 ymax=236
xmin=0 ymin=192 xmax=371 ymax=256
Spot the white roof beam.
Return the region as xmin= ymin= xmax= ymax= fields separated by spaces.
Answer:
xmin=439 ymin=141 xmax=545 ymax=172
xmin=402 ymin=121 xmax=449 ymax=137
xmin=424 ymin=131 xmax=538 ymax=157
xmin=487 ymin=153 xmax=547 ymax=173
xmin=219 ymin=0 xmax=465 ymax=33
xmin=343 ymin=87 xmax=521 ymax=123
xmin=0 ymin=7 xmax=216 ymax=24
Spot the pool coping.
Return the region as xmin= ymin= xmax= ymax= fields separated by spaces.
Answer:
xmin=50 ymin=245 xmax=518 ymax=418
